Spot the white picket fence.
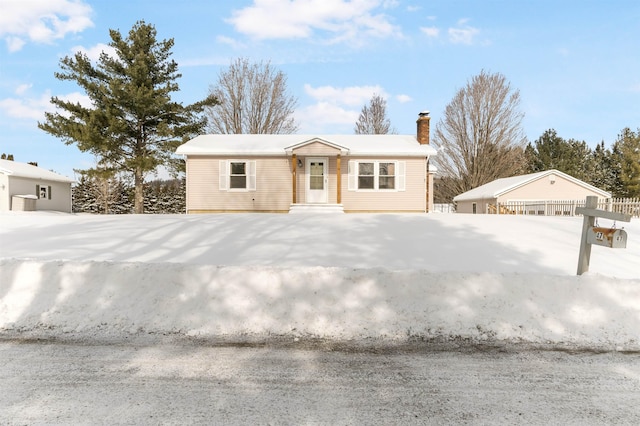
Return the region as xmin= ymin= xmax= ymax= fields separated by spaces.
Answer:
xmin=432 ymin=203 xmax=456 ymax=213
xmin=490 ymin=198 xmax=640 ymax=218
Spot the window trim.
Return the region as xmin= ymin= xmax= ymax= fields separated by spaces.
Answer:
xmin=348 ymin=160 xmax=405 ymax=192
xmin=219 ymin=160 xmax=256 ymax=192
xmin=36 ymin=184 xmax=52 ymax=199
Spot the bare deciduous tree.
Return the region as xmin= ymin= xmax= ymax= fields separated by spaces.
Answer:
xmin=206 ymin=58 xmax=298 ymax=134
xmin=433 ymin=70 xmax=527 ymax=202
xmin=354 ymin=94 xmax=396 ymax=134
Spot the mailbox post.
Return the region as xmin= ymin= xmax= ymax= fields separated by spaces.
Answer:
xmin=575 ymin=196 xmax=631 ymax=275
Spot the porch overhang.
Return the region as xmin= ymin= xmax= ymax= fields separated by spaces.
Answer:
xmin=284 ymin=137 xmax=350 ymax=156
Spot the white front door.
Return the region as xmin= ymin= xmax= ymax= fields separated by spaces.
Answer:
xmin=306 ymin=157 xmax=328 ymax=203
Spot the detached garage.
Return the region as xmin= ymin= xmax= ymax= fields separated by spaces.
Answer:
xmin=453 ymin=169 xmax=611 ymax=215
xmin=0 ymin=159 xmax=74 ymax=213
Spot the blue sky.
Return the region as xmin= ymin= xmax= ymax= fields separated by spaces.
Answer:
xmin=1 ymin=0 xmax=639 ymax=180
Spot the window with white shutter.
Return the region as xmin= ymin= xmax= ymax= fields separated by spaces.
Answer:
xmin=219 ymin=160 xmax=256 ymax=191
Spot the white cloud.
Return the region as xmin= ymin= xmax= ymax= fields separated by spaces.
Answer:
xmin=0 ymin=92 xmax=51 ymax=120
xmin=0 ymin=0 xmax=93 ymax=52
xmin=58 ymin=91 xmax=91 ymax=108
xmin=15 ymin=84 xmax=33 ymax=95
xmin=448 ymin=19 xmax=479 ymax=45
xmin=420 ymin=26 xmax=439 ymax=38
xmin=6 ymin=36 xmax=25 ymax=52
xmin=0 ymin=90 xmax=90 ymax=121
xmin=298 ymin=83 xmax=392 ymax=132
xmin=304 ymin=83 xmax=388 ymax=106
xmin=227 ymin=0 xmax=402 ymax=45
xmin=296 ymin=101 xmax=360 ymax=129
xmin=216 ymin=35 xmax=247 ymax=49
xmin=396 ymin=94 xmax=412 ymax=103
xmin=70 ymin=43 xmax=116 ymax=61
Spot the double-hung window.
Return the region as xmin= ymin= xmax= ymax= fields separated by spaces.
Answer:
xmin=219 ymin=160 xmax=256 ymax=191
xmin=230 ymin=162 xmax=247 ymax=189
xmin=358 ymin=162 xmax=375 ymax=189
xmin=349 ymin=160 xmax=405 ymax=191
xmin=378 ymin=162 xmax=395 ymax=189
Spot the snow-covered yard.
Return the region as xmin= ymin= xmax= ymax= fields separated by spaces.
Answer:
xmin=1 ymin=212 xmax=639 ymax=349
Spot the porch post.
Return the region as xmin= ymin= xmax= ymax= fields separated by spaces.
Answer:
xmin=336 ymin=154 xmax=341 ymax=204
xmin=292 ymin=153 xmax=297 ymax=204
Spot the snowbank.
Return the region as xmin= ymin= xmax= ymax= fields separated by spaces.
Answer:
xmin=1 ymin=212 xmax=639 ymax=348
xmin=2 ymin=260 xmax=639 ymax=349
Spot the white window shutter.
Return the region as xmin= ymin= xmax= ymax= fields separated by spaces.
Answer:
xmin=247 ymin=161 xmax=256 ymax=191
xmin=219 ymin=160 xmax=228 ymax=190
xmin=397 ymin=161 xmax=406 ymax=191
xmin=348 ymin=160 xmax=357 ymax=191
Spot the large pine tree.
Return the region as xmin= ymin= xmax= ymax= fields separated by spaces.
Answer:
xmin=525 ymin=129 xmax=593 ymax=182
xmin=39 ymin=21 xmax=216 ymax=213
xmin=614 ymin=128 xmax=640 ymax=197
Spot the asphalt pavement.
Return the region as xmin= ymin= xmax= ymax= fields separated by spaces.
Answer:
xmin=1 ymin=338 xmax=639 ymax=425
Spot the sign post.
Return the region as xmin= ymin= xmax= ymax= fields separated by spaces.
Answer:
xmin=575 ymin=196 xmax=631 ymax=275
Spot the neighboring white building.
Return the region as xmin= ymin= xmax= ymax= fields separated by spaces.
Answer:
xmin=0 ymin=159 xmax=74 ymax=213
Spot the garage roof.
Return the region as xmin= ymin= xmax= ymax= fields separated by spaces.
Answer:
xmin=0 ymin=159 xmax=75 ymax=183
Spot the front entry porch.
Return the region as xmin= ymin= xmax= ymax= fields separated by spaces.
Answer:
xmin=290 ymin=152 xmax=343 ymax=207
xmin=288 ymin=203 xmax=345 ymax=213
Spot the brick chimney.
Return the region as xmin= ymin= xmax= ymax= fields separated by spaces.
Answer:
xmin=416 ymin=111 xmax=430 ymax=145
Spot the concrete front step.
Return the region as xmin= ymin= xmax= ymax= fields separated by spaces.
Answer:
xmin=289 ymin=204 xmax=345 ymax=213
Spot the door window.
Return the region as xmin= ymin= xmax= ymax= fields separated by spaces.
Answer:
xmin=310 ymin=161 xmax=324 ymax=190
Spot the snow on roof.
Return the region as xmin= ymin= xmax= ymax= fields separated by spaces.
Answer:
xmin=0 ymin=159 xmax=75 ymax=183
xmin=176 ymin=134 xmax=438 ymax=157
xmin=452 ymin=169 xmax=611 ymax=202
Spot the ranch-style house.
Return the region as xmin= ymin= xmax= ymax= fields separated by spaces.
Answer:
xmin=176 ymin=112 xmax=437 ymax=213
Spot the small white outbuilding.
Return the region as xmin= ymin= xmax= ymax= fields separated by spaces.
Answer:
xmin=453 ymin=169 xmax=611 ymax=215
xmin=0 ymin=159 xmax=75 ymax=213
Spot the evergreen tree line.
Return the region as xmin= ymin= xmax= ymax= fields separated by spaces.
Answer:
xmin=435 ymin=126 xmax=639 ymax=203
xmin=525 ymin=127 xmax=640 ymax=198
xmin=72 ymin=175 xmax=185 ymax=214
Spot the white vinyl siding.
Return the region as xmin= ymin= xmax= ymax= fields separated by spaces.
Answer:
xmin=219 ymin=160 xmax=256 ymax=191
xmin=347 ymin=160 xmax=405 ymax=191
xmin=1 ymin=176 xmax=71 ymax=213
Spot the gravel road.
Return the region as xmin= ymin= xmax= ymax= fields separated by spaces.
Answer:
xmin=1 ymin=339 xmax=639 ymax=425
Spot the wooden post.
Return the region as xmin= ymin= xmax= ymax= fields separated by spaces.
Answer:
xmin=575 ymin=196 xmax=631 ymax=275
xmin=336 ymin=154 xmax=341 ymax=204
xmin=292 ymin=154 xmax=297 ymax=204
xmin=576 ymin=196 xmax=597 ymax=275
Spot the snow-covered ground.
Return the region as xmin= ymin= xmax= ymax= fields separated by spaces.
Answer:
xmin=1 ymin=211 xmax=639 ymax=349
